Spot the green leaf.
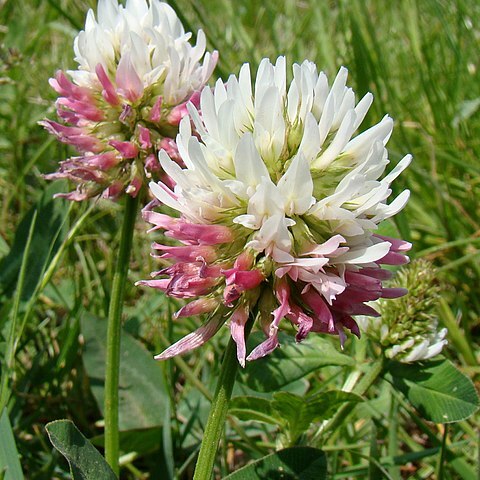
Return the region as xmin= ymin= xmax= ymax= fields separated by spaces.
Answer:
xmin=386 ymin=358 xmax=480 ymax=423
xmin=223 ymin=447 xmax=327 ymax=479
xmin=0 ymin=409 xmax=24 ymax=480
xmin=45 ymin=420 xmax=116 ymax=480
xmin=81 ymin=313 xmax=168 ymax=431
xmin=271 ymin=391 xmax=362 ymax=443
xmin=240 ymin=333 xmax=353 ymax=392
xmin=229 ymin=396 xmax=278 ymax=425
xmin=0 ymin=181 xmax=69 ymax=301
xmin=305 ymin=390 xmax=363 ymax=423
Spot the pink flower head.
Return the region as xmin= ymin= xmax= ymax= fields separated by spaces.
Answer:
xmin=139 ymin=58 xmax=412 ymax=365
xmin=42 ymin=0 xmax=218 ymax=201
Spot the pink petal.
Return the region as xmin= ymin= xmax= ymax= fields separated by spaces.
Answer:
xmin=154 ymin=314 xmax=225 ymax=360
xmin=119 ymin=104 xmax=134 ymax=124
xmin=230 ymin=307 xmax=249 ymax=367
xmin=378 ymin=251 xmax=410 ymax=265
xmin=142 ymin=209 xmax=178 ymax=232
xmin=234 ymin=250 xmax=255 ymax=270
xmin=166 ymin=273 xmax=218 ymax=298
xmin=174 ymin=297 xmax=218 ymax=318
xmin=246 ymin=333 xmax=279 ymax=361
xmin=95 ymin=63 xmax=119 ymax=105
xmin=167 ymin=102 xmax=189 ymax=126
xmin=293 ymin=310 xmax=314 ymax=342
xmin=222 ymin=268 xmax=264 ymax=305
xmin=159 ymin=138 xmax=181 ymax=164
xmin=345 ymin=270 xmax=381 ymax=288
xmin=108 ymin=140 xmax=139 ymax=159
xmin=246 ymin=279 xmax=290 ymax=361
xmin=149 ymin=96 xmax=163 ymax=122
xmin=358 ymin=267 xmax=393 ymax=280
xmin=56 ymin=97 xmax=104 ymax=122
xmin=136 ymin=279 xmax=170 ymax=290
xmin=126 ymin=175 xmax=142 ymax=197
xmin=223 ymin=285 xmax=241 ymax=306
xmin=332 ymin=301 xmax=380 ymax=317
xmin=53 ymin=190 xmax=89 ymax=201
xmin=190 ymin=90 xmax=202 ymax=107
xmin=138 ymin=125 xmax=152 ymax=149
xmin=338 ymin=315 xmax=361 ymax=338
xmin=116 ymin=54 xmax=144 ymax=102
xmin=39 ymin=120 xmax=102 ymax=152
xmin=49 ymin=70 xmax=92 ymax=101
xmin=102 ymin=181 xmax=124 ymax=199
xmin=381 ymin=287 xmax=408 ymax=298
xmin=145 ymin=153 xmax=161 ymax=172
xmin=39 ymin=119 xmax=83 ymax=137
xmin=81 ymin=152 xmax=119 ymax=170
xmin=273 ymin=280 xmax=292 ymax=324
xmin=302 ymin=289 xmax=334 ymax=332
xmin=224 ymin=269 xmax=264 ymax=289
xmin=166 ymin=90 xmax=202 ymax=126
xmin=152 ymin=243 xmax=217 ymax=262
xmin=374 ymin=234 xmax=412 ymax=252
xmin=167 ymin=223 xmax=234 ymax=245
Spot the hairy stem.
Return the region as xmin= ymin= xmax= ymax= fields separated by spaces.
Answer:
xmin=104 ymin=194 xmax=139 ymax=474
xmin=193 ymin=318 xmax=253 ymax=480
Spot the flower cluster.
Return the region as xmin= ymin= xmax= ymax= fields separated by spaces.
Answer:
xmin=139 ymin=57 xmax=412 ymax=366
xmin=42 ymin=0 xmax=218 ymax=200
xmin=359 ymin=259 xmax=447 ymax=362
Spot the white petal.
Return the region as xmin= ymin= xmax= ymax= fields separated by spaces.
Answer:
xmin=382 ymin=154 xmax=413 ymax=184
xmin=335 ymin=241 xmax=392 ymax=264
xmin=149 ymin=181 xmax=181 ymax=211
xmin=345 ymin=116 xmax=394 ymax=158
xmin=314 ymin=109 xmax=357 ymax=169
xmin=353 ymin=92 xmax=373 ymax=131
xmin=372 ymin=189 xmax=410 ymax=222
xmin=277 ymin=153 xmax=315 ymax=215
xmin=298 ymin=112 xmax=321 ymax=162
xmin=233 ymin=133 xmax=269 ymax=188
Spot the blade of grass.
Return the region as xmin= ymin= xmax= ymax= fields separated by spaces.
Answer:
xmin=0 ymin=210 xmax=37 ymax=412
xmin=437 ymin=298 xmax=477 ymax=366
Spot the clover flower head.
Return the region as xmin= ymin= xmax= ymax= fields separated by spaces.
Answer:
xmin=360 ymin=259 xmax=448 ymax=362
xmin=139 ymin=57 xmax=412 ymax=366
xmin=41 ymin=0 xmax=218 ymax=200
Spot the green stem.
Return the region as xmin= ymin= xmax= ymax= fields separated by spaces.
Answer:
xmin=104 ymin=194 xmax=139 ymax=475
xmin=193 ymin=320 xmax=253 ymax=480
xmin=436 ymin=425 xmax=448 ymax=480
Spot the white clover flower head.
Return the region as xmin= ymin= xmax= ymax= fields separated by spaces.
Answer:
xmin=360 ymin=259 xmax=448 ymax=363
xmin=42 ymin=0 xmax=218 ymax=200
xmin=140 ymin=57 xmax=412 ymax=366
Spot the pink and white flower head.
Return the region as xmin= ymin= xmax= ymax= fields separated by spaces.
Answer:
xmin=139 ymin=57 xmax=412 ymax=366
xmin=41 ymin=0 xmax=218 ymax=200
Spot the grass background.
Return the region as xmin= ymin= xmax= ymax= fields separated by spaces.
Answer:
xmin=0 ymin=0 xmax=479 ymax=478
